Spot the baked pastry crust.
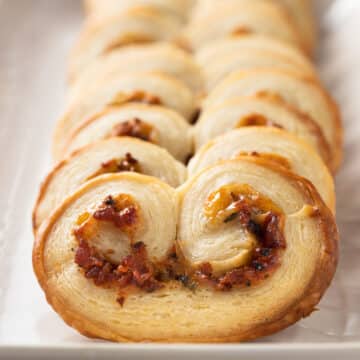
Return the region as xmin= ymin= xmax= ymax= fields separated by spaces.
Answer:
xmin=83 ymin=0 xmax=195 ymax=22
xmin=194 ymin=95 xmax=331 ymax=169
xmin=203 ymin=69 xmax=343 ymax=171
xmin=33 ymin=137 xmax=187 ymax=231
xmin=183 ymin=1 xmax=303 ymax=51
xmin=69 ymin=43 xmax=204 ymax=98
xmin=69 ymin=7 xmax=182 ymax=81
xmin=53 ymin=73 xmax=197 ymax=160
xmin=191 ymin=0 xmax=317 ymax=54
xmin=33 ymin=159 xmax=338 ymax=342
xmin=196 ymin=36 xmax=316 ymax=91
xmin=189 ymin=127 xmax=335 ymax=212
xmin=58 ymin=104 xmax=192 ymax=163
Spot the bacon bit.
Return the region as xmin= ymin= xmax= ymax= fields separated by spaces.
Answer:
xmin=74 ymin=240 xmax=163 ymax=295
xmin=86 ymin=153 xmax=141 ymax=181
xmin=75 ymin=239 xmax=103 ymax=270
xmin=102 ymin=153 xmax=140 ymax=173
xmin=262 ymin=213 xmax=286 ymax=249
xmin=111 ymin=118 xmax=155 ymax=142
xmin=117 ymin=296 xmax=125 ymax=307
xmin=93 ymin=195 xmax=137 ymax=230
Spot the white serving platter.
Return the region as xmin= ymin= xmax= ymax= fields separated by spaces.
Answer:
xmin=0 ymin=0 xmax=359 ymax=358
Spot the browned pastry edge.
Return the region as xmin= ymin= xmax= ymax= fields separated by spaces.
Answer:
xmin=33 ymin=158 xmax=338 ymax=342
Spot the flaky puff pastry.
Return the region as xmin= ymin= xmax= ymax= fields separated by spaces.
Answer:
xmin=59 ymin=104 xmax=192 ymax=163
xmin=33 ymin=137 xmax=186 ymax=232
xmin=69 ymin=43 xmax=204 ymax=101
xmin=84 ymin=0 xmax=195 ymax=22
xmin=189 ymin=127 xmax=335 ymax=212
xmin=203 ymin=69 xmax=342 ymax=171
xmin=53 ymin=72 xmax=197 ymax=160
xmin=196 ymin=36 xmax=316 ymax=91
xmin=33 ymin=159 xmax=338 ymax=342
xmin=194 ymin=96 xmax=331 ymax=169
xmin=69 ymin=7 xmax=182 ymax=81
xmin=191 ymin=0 xmax=316 ymax=55
xmin=182 ymin=1 xmax=302 ymax=52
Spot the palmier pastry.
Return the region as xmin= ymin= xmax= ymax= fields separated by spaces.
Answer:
xmin=84 ymin=0 xmax=195 ymax=22
xmin=196 ymin=37 xmax=316 ymax=91
xmin=189 ymin=127 xmax=335 ymax=212
xmin=69 ymin=43 xmax=204 ymax=101
xmin=191 ymin=0 xmax=316 ymax=54
xmin=33 ymin=137 xmax=186 ymax=232
xmin=53 ymin=72 xmax=196 ymax=159
xmin=194 ymin=96 xmax=331 ymax=168
xmin=33 ymin=158 xmax=338 ymax=342
xmin=183 ymin=1 xmax=302 ymax=51
xmin=196 ymin=36 xmax=314 ymax=74
xmin=276 ymin=0 xmax=317 ymax=55
xmin=203 ymin=69 xmax=342 ymax=170
xmin=59 ymin=104 xmax=192 ymax=163
xmin=69 ymin=7 xmax=182 ymax=81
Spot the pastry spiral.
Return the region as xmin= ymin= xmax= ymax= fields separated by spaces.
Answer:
xmin=84 ymin=0 xmax=195 ymax=22
xmin=191 ymin=0 xmax=316 ymax=54
xmin=33 ymin=158 xmax=338 ymax=342
xmin=183 ymin=1 xmax=302 ymax=51
xmin=69 ymin=7 xmax=182 ymax=81
xmin=53 ymin=72 xmax=197 ymax=160
xmin=33 ymin=0 xmax=341 ymax=344
xmin=69 ymin=43 xmax=204 ymax=101
xmin=203 ymin=69 xmax=342 ymax=171
xmin=58 ymin=104 xmax=192 ymax=163
xmin=189 ymin=127 xmax=335 ymax=212
xmin=194 ymin=96 xmax=331 ymax=167
xmin=196 ymin=36 xmax=316 ymax=91
xmin=33 ymin=137 xmax=186 ymax=232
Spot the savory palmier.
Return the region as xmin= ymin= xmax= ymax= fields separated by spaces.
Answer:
xmin=33 ymin=159 xmax=338 ymax=342
xmin=69 ymin=43 xmax=204 ymax=101
xmin=182 ymin=1 xmax=302 ymax=51
xmin=203 ymin=69 xmax=342 ymax=170
xmin=196 ymin=37 xmax=316 ymax=91
xmin=84 ymin=0 xmax=195 ymax=22
xmin=276 ymin=0 xmax=317 ymax=55
xmin=189 ymin=127 xmax=335 ymax=212
xmin=53 ymin=72 xmax=197 ymax=159
xmin=59 ymin=104 xmax=192 ymax=163
xmin=69 ymin=7 xmax=182 ymax=81
xmin=194 ymin=96 xmax=331 ymax=168
xmin=33 ymin=137 xmax=186 ymax=232
xmin=191 ymin=0 xmax=316 ymax=54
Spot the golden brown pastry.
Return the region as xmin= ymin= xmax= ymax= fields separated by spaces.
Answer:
xmin=196 ymin=36 xmax=316 ymax=91
xmin=69 ymin=7 xmax=182 ymax=81
xmin=183 ymin=1 xmax=302 ymax=51
xmin=53 ymin=72 xmax=197 ymax=160
xmin=58 ymin=104 xmax=193 ymax=163
xmin=191 ymin=0 xmax=317 ymax=54
xmin=33 ymin=137 xmax=187 ymax=232
xmin=194 ymin=96 xmax=331 ymax=168
xmin=69 ymin=43 xmax=204 ymax=100
xmin=84 ymin=0 xmax=195 ymax=22
xmin=203 ymin=69 xmax=342 ymax=171
xmin=189 ymin=127 xmax=335 ymax=212
xmin=33 ymin=158 xmax=338 ymax=342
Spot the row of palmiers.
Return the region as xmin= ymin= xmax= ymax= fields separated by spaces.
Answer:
xmin=35 ymin=125 xmax=335 ymax=237
xmin=72 ymin=0 xmax=315 ymax=82
xmin=33 ymin=157 xmax=338 ymax=342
